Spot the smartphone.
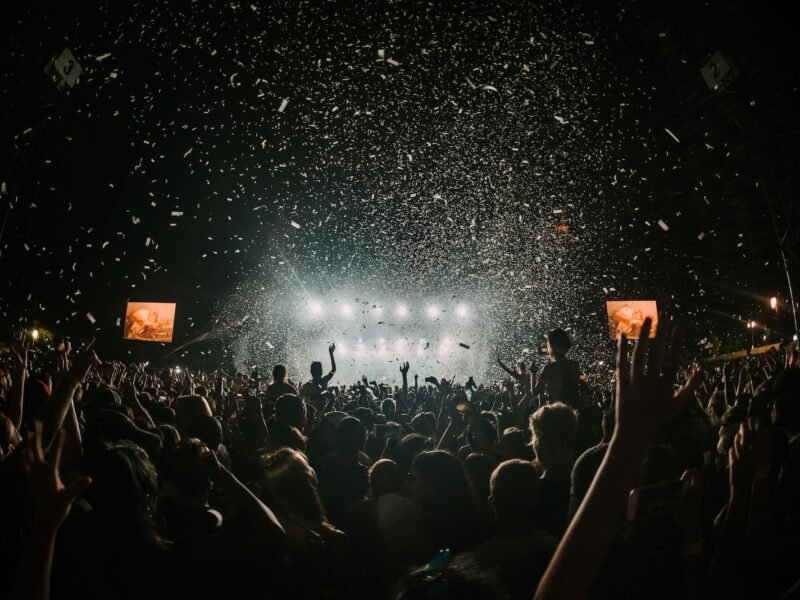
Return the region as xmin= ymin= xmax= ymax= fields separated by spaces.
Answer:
xmin=626 ymin=479 xmax=684 ymax=521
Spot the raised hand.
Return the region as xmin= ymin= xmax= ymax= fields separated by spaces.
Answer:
xmin=11 ymin=330 xmax=30 ymax=373
xmin=69 ymin=339 xmax=102 ymax=382
xmin=400 ymin=362 xmax=410 ymax=376
xmin=613 ymin=317 xmax=692 ymax=453
xmin=20 ymin=422 xmax=92 ymax=533
xmin=329 ymin=343 xmax=336 ymax=354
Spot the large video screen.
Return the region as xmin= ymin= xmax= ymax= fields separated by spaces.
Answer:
xmin=606 ymin=300 xmax=658 ymax=339
xmin=123 ymin=302 xmax=176 ymax=343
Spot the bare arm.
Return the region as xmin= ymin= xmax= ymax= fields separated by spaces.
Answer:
xmin=35 ymin=340 xmax=100 ymax=453
xmin=535 ymin=318 xmax=702 ymax=600
xmin=6 ymin=331 xmax=30 ymax=431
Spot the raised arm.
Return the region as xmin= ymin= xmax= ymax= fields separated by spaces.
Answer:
xmin=399 ymin=362 xmax=410 ymax=412
xmin=328 ymin=343 xmax=337 ymax=375
xmin=6 ymin=331 xmax=30 ymax=431
xmin=35 ymin=340 xmax=101 ymax=453
xmin=534 ymin=318 xmax=703 ymax=600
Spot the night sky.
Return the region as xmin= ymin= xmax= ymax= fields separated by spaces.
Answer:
xmin=1 ymin=0 xmax=798 ymax=374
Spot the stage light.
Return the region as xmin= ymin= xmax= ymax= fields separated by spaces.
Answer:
xmin=379 ymin=338 xmax=385 ymax=344
xmin=455 ymin=305 xmax=468 ymax=318
xmin=338 ymin=343 xmax=347 ymax=355
xmin=396 ymin=305 xmax=408 ymax=317
xmin=794 ymin=334 xmax=798 ymax=341
xmin=340 ymin=304 xmax=353 ymax=317
xmin=770 ymin=297 xmax=778 ymax=309
xmin=31 ymin=328 xmax=40 ymax=340
xmin=309 ymin=301 xmax=322 ymax=315
xmin=426 ymin=305 xmax=439 ymax=319
xmin=175 ymin=366 xmax=182 ymax=373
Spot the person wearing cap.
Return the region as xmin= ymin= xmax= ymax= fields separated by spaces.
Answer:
xmin=532 ymin=329 xmax=581 ymax=409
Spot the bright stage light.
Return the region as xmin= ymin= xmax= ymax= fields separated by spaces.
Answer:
xmin=337 ymin=343 xmax=347 ymax=355
xmin=31 ymin=328 xmax=40 ymax=341
xmin=770 ymin=296 xmax=778 ymax=309
xmin=455 ymin=305 xmax=468 ymax=318
xmin=340 ymin=304 xmax=353 ymax=317
xmin=396 ymin=304 xmax=408 ymax=317
xmin=309 ymin=301 xmax=322 ymax=315
xmin=426 ymin=305 xmax=439 ymax=319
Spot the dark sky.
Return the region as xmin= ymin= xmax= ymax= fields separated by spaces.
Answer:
xmin=1 ymin=0 xmax=798 ymax=369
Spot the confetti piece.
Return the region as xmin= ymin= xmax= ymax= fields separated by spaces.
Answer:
xmin=86 ymin=312 xmax=96 ymax=324
xmin=657 ymin=219 xmax=669 ymax=231
xmin=554 ymin=115 xmax=569 ymax=124
xmin=458 ymin=343 xmax=471 ymax=349
xmin=96 ymin=53 xmax=112 ymax=62
xmin=183 ymin=148 xmax=193 ymax=158
xmin=664 ymin=128 xmax=680 ymax=143
xmin=290 ymin=220 xmax=301 ymax=229
xmin=278 ymin=98 xmax=289 ymax=113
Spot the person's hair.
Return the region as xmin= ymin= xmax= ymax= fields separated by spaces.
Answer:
xmin=273 ymin=364 xmax=287 ymax=381
xmin=499 ymin=427 xmax=534 ymax=461
xmin=370 ymin=459 xmax=403 ymax=497
xmin=530 ymin=402 xmax=577 ymax=451
xmin=174 ymin=395 xmax=212 ymax=436
xmin=310 ymin=360 xmax=323 ymax=378
xmin=187 ymin=415 xmax=223 ymax=451
xmin=392 ymin=433 xmax=433 ymax=476
xmin=260 ymin=448 xmax=327 ymax=526
xmin=382 ymin=398 xmax=397 ymax=416
xmin=393 ymin=557 xmax=511 ymax=600
xmin=410 ymin=412 xmax=437 ymax=437
xmin=86 ymin=442 xmax=169 ymax=549
xmin=275 ymin=394 xmax=306 ymax=428
xmin=546 ymin=328 xmax=572 ymax=356
xmin=490 ymin=459 xmax=539 ymax=518
xmin=412 ymin=451 xmax=476 ymax=551
xmin=164 ymin=438 xmax=211 ymax=499
xmin=336 ymin=416 xmax=367 ymax=453
xmin=464 ymin=452 xmax=493 ymax=507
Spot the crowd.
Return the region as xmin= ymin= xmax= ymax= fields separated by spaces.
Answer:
xmin=1 ymin=320 xmax=799 ymax=599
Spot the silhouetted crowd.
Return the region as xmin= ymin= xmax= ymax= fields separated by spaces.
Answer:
xmin=1 ymin=322 xmax=799 ymax=599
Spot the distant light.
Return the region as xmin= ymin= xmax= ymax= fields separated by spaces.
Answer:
xmin=426 ymin=305 xmax=439 ymax=319
xmin=31 ymin=328 xmax=40 ymax=340
xmin=455 ymin=305 xmax=468 ymax=318
xmin=175 ymin=367 xmax=182 ymax=373
xmin=341 ymin=304 xmax=353 ymax=317
xmin=794 ymin=334 xmax=798 ymax=341
xmin=763 ymin=335 xmax=767 ymax=341
xmin=396 ymin=305 xmax=408 ymax=317
xmin=310 ymin=301 xmax=322 ymax=315
xmin=379 ymin=338 xmax=385 ymax=344
xmin=748 ymin=321 xmax=756 ymax=328
xmin=770 ymin=297 xmax=778 ymax=309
